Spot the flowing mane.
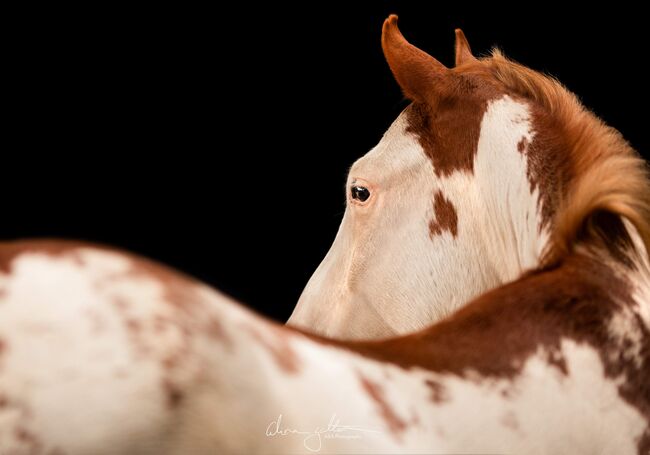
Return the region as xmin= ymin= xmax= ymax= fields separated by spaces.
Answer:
xmin=487 ymin=50 xmax=650 ymax=267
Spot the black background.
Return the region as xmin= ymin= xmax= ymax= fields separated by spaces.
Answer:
xmin=8 ymin=3 xmax=647 ymax=322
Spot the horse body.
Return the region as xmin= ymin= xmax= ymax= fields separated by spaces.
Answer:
xmin=0 ymin=241 xmax=647 ymax=453
xmin=2 ymin=15 xmax=650 ymax=454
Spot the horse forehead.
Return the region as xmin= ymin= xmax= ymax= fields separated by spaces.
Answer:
xmin=350 ymin=109 xmax=431 ymax=179
xmin=353 ymin=94 xmax=532 ymax=183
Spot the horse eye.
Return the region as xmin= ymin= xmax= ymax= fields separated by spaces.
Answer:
xmin=351 ymin=186 xmax=370 ymax=202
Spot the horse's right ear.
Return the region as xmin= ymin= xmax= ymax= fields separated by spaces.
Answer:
xmin=454 ymin=29 xmax=478 ymax=66
xmin=381 ymin=15 xmax=448 ymax=102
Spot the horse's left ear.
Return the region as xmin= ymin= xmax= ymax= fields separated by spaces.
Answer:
xmin=382 ymin=15 xmax=449 ymax=103
xmin=455 ymin=29 xmax=478 ymax=66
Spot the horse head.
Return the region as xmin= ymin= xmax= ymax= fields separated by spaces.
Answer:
xmin=288 ymin=16 xmax=650 ymax=339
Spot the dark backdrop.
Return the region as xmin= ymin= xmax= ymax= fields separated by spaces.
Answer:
xmin=8 ymin=3 xmax=647 ymax=322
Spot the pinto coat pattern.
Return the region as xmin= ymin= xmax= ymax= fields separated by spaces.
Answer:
xmin=1 ymin=15 xmax=650 ymax=454
xmin=0 ymin=240 xmax=648 ymax=453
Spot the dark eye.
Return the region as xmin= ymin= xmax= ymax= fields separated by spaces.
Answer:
xmin=351 ymin=186 xmax=370 ymax=202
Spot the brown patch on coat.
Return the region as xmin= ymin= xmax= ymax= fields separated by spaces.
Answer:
xmin=117 ymin=255 xmax=234 ymax=348
xmin=309 ymin=253 xmax=650 ymax=445
xmin=519 ymin=107 xmax=572 ymax=228
xmin=424 ymin=378 xmax=447 ymax=403
xmin=109 ymin=295 xmax=151 ymax=358
xmin=0 ymin=338 xmax=6 ymax=355
xmin=429 ymin=191 xmax=458 ymax=238
xmin=545 ymin=347 xmax=568 ymax=375
xmin=517 ymin=137 xmax=528 ymax=153
xmin=345 ymin=255 xmax=634 ymax=377
xmin=358 ymin=374 xmax=407 ymax=436
xmin=247 ymin=325 xmax=300 ymax=374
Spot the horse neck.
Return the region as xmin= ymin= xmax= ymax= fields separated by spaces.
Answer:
xmin=453 ymin=96 xmax=551 ymax=285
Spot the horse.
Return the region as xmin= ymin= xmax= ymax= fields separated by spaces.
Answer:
xmin=288 ymin=16 xmax=650 ymax=341
xmin=1 ymin=14 xmax=649 ymax=454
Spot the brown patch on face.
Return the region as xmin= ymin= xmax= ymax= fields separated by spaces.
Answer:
xmin=0 ymin=338 xmax=7 ymax=355
xmin=424 ymin=378 xmax=447 ymax=403
xmin=247 ymin=325 xmax=300 ymax=374
xmin=404 ymin=69 xmax=504 ymax=178
xmin=358 ymin=374 xmax=407 ymax=436
xmin=429 ymin=191 xmax=458 ymax=238
xmin=383 ymin=18 xmax=504 ymax=178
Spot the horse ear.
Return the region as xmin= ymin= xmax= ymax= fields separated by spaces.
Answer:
xmin=454 ymin=29 xmax=477 ymax=66
xmin=381 ymin=15 xmax=448 ymax=102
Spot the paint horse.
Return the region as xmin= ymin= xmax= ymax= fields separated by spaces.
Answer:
xmin=1 ymin=15 xmax=649 ymax=454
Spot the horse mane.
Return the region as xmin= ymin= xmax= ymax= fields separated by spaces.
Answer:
xmin=486 ymin=50 xmax=650 ymax=268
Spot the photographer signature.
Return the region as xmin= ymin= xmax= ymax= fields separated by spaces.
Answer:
xmin=266 ymin=413 xmax=381 ymax=452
